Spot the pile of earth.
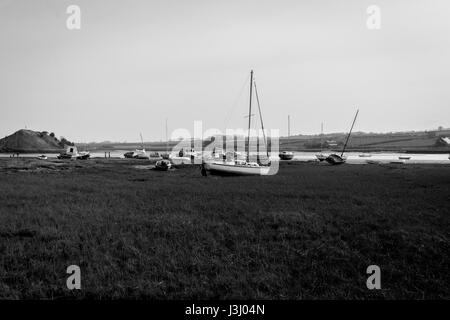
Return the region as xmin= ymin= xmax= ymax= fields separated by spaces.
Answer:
xmin=0 ymin=129 xmax=73 ymax=153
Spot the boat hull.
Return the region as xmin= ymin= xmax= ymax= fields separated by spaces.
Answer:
xmin=325 ymin=154 xmax=346 ymax=165
xmin=204 ymin=162 xmax=271 ymax=176
xmin=279 ymin=152 xmax=294 ymax=160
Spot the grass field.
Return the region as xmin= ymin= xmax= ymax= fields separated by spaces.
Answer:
xmin=0 ymin=158 xmax=449 ymax=299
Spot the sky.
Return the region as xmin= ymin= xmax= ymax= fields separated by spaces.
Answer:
xmin=0 ymin=0 xmax=449 ymax=142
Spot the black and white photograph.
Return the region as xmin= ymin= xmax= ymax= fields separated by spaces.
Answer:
xmin=0 ymin=0 xmax=449 ymax=312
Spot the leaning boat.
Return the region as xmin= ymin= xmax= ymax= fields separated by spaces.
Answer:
xmin=326 ymin=109 xmax=359 ymax=165
xmin=325 ymin=153 xmax=347 ymax=165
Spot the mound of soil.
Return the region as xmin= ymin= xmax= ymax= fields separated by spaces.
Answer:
xmin=0 ymin=129 xmax=66 ymax=153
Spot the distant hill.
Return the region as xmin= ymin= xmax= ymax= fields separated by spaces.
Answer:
xmin=0 ymin=129 xmax=73 ymax=153
xmin=279 ymin=129 xmax=450 ymax=152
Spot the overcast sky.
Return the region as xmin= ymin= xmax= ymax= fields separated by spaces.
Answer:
xmin=1 ymin=0 xmax=449 ymax=142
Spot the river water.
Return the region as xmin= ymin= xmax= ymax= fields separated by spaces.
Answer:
xmin=1 ymin=150 xmax=449 ymax=164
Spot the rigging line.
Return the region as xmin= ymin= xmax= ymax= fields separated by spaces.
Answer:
xmin=254 ymin=80 xmax=269 ymax=159
xmin=223 ymin=73 xmax=251 ymax=132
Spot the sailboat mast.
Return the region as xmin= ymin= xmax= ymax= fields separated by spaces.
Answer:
xmin=320 ymin=122 xmax=323 ymax=150
xmin=288 ymin=115 xmax=290 ymax=138
xmin=254 ymin=80 xmax=269 ymax=159
xmin=140 ymin=133 xmax=144 ymax=150
xmin=246 ymin=70 xmax=253 ymax=162
xmin=165 ymin=118 xmax=168 ymax=152
xmin=341 ymin=109 xmax=359 ymax=157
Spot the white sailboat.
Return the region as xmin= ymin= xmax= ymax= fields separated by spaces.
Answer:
xmin=204 ymin=70 xmax=272 ymax=176
xmin=124 ymin=133 xmax=149 ymax=159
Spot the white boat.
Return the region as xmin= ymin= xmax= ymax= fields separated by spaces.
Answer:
xmin=170 ymin=156 xmax=191 ymax=165
xmin=133 ymin=149 xmax=149 ymax=159
xmin=36 ymin=155 xmax=47 ymax=160
xmin=204 ymin=70 xmax=272 ymax=176
xmin=359 ymin=153 xmax=372 ymax=157
xmin=124 ymin=134 xmax=149 ymax=159
xmin=204 ymin=160 xmax=271 ymax=176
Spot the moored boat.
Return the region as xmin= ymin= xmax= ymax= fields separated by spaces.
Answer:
xmin=279 ymin=151 xmax=294 ymax=160
xmin=204 ymin=70 xmax=273 ymax=176
xmin=325 ymin=154 xmax=347 ymax=165
xmin=204 ymin=160 xmax=271 ymax=176
xmin=76 ymin=151 xmax=90 ymax=160
xmin=154 ymin=159 xmax=172 ymax=171
xmin=326 ymin=109 xmax=359 ymax=165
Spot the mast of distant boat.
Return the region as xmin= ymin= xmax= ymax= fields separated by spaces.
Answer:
xmin=340 ymin=109 xmax=359 ymax=157
xmin=165 ymin=118 xmax=168 ymax=152
xmin=140 ymin=133 xmax=144 ymax=150
xmin=320 ymin=122 xmax=324 ymax=151
xmin=246 ymin=70 xmax=253 ymax=163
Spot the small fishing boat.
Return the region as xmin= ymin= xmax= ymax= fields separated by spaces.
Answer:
xmin=57 ymin=146 xmax=90 ymax=160
xmin=154 ymin=159 xmax=172 ymax=171
xmin=279 ymin=151 xmax=294 ymax=160
xmin=36 ymin=155 xmax=47 ymax=160
xmin=326 ymin=109 xmax=359 ymax=165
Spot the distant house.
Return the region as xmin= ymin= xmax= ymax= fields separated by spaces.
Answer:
xmin=438 ymin=137 xmax=450 ymax=145
xmin=325 ymin=140 xmax=338 ymax=147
